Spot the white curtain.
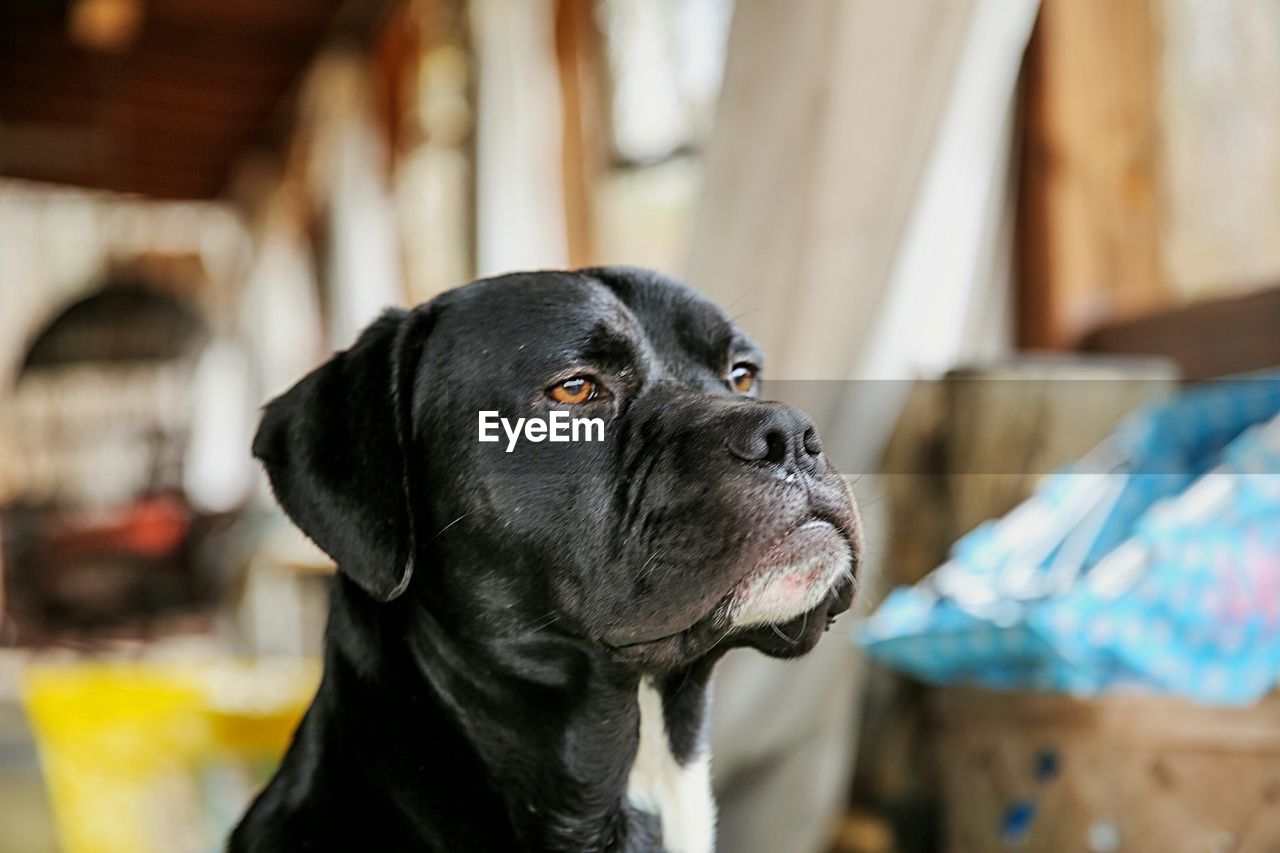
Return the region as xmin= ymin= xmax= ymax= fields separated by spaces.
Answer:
xmin=686 ymin=2 xmax=1039 ymax=851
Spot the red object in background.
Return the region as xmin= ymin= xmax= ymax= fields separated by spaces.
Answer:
xmin=1 ymin=494 xmax=208 ymax=638
xmin=47 ymin=495 xmax=191 ymax=561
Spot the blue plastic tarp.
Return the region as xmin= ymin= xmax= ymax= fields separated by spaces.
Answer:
xmin=858 ymin=374 xmax=1280 ymax=705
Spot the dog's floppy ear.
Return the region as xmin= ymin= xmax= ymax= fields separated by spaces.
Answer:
xmin=252 ymin=307 xmax=433 ymax=602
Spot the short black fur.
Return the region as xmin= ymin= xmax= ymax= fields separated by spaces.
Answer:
xmin=231 ymin=268 xmax=859 ymax=852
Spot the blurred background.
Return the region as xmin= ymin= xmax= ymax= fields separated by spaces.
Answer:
xmin=2 ymin=0 xmax=1280 ymax=851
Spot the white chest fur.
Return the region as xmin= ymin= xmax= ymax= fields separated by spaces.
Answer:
xmin=626 ymin=679 xmax=716 ymax=853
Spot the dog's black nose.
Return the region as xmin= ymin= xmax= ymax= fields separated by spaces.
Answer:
xmin=724 ymin=403 xmax=824 ymax=476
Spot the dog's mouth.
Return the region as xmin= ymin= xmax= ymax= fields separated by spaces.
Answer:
xmin=607 ymin=514 xmax=858 ymax=663
xmin=725 ymin=519 xmax=854 ymax=627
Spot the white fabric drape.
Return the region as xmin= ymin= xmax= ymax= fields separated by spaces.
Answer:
xmin=687 ymin=3 xmax=1038 ymax=851
xmin=688 ymin=0 xmax=1036 ymax=469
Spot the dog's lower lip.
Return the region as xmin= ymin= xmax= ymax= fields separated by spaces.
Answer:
xmin=750 ymin=518 xmax=840 ymax=569
xmin=607 ymin=517 xmax=856 ymax=651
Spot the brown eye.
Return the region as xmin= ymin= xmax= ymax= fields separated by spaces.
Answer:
xmin=730 ymin=363 xmax=757 ymax=394
xmin=550 ymin=376 xmax=597 ymax=404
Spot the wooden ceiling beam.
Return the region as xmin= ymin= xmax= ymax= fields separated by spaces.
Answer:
xmin=0 ymin=72 xmax=284 ymax=116
xmin=1 ymin=94 xmax=272 ymax=135
xmin=0 ymin=165 xmax=222 ymax=199
xmin=0 ymin=46 xmax=309 ymax=87
xmin=0 ymin=0 xmax=394 ymax=198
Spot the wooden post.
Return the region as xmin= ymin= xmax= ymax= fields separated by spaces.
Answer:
xmin=554 ymin=0 xmax=601 ymax=267
xmin=1017 ymin=0 xmax=1169 ymax=350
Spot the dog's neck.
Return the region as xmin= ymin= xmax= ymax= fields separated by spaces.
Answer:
xmin=320 ymin=577 xmax=717 ymax=851
xmin=628 ymin=676 xmax=717 ymax=853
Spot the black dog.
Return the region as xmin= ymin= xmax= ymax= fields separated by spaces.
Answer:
xmin=230 ymin=267 xmax=859 ymax=852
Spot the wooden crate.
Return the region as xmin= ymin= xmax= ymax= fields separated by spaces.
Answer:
xmin=931 ymin=687 xmax=1280 ymax=852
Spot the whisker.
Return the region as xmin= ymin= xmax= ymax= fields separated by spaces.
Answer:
xmin=430 ymin=512 xmax=471 ymax=542
xmin=854 ymin=493 xmax=890 ymax=509
xmin=841 ymin=566 xmax=862 ymax=596
xmin=768 ymin=622 xmax=801 ymax=644
xmin=638 ymin=548 xmax=666 ymax=580
xmin=528 ymin=611 xmax=561 ymax=632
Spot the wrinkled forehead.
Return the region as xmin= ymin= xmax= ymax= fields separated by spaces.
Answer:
xmin=594 ymin=269 xmax=758 ymax=377
xmin=431 ymin=270 xmax=758 ymax=380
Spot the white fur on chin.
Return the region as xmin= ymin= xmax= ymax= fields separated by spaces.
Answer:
xmin=729 ymin=524 xmax=852 ymax=628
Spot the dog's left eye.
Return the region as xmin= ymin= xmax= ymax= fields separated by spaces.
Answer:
xmin=730 ymin=363 xmax=758 ymax=394
xmin=549 ymin=376 xmax=600 ymax=404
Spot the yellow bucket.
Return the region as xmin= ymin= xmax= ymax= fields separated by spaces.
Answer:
xmin=21 ymin=659 xmax=318 ymax=853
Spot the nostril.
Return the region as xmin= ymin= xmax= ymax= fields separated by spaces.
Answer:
xmin=802 ymin=425 xmax=823 ymax=457
xmin=725 ymin=426 xmax=792 ymax=465
xmin=725 ymin=430 xmax=767 ymax=462
xmin=764 ymin=428 xmax=788 ymax=465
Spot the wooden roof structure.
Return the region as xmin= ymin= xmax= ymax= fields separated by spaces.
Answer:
xmin=0 ymin=0 xmax=391 ymax=199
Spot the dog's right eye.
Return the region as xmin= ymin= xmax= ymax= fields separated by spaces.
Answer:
xmin=730 ymin=363 xmax=758 ymax=395
xmin=549 ymin=376 xmax=599 ymax=404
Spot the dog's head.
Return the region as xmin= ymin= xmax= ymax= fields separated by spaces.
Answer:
xmin=253 ymin=268 xmax=859 ymax=670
